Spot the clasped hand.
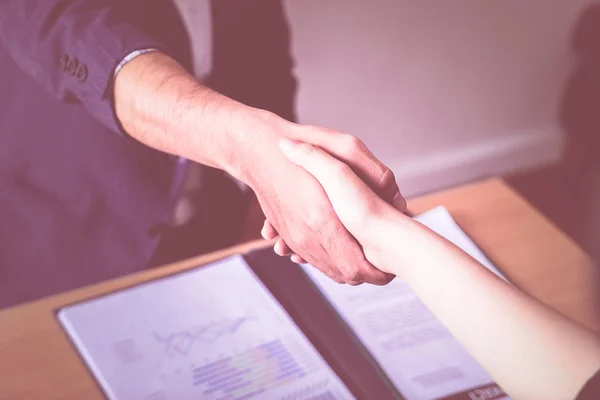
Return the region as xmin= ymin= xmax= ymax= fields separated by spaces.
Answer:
xmin=250 ymin=121 xmax=406 ymax=285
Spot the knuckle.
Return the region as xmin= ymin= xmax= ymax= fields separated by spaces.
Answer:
xmin=341 ymin=135 xmax=364 ymax=155
xmin=377 ymin=168 xmax=397 ymax=192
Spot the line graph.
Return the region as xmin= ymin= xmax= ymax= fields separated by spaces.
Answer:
xmin=58 ymin=256 xmax=354 ymax=399
xmin=154 ymin=315 xmax=254 ymax=357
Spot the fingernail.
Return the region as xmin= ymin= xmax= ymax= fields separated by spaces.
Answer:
xmin=392 ymin=191 xmax=407 ymax=211
xmin=279 ymin=137 xmax=296 ymax=153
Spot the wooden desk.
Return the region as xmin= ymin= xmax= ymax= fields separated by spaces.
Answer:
xmin=1 ymin=178 xmax=598 ymax=399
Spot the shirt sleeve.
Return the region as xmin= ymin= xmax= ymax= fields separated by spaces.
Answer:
xmin=0 ymin=0 xmax=195 ymax=134
xmin=113 ymin=48 xmax=160 ymax=79
xmin=576 ymin=369 xmax=600 ymax=400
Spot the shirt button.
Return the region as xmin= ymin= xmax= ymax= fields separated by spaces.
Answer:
xmin=66 ymin=57 xmax=79 ymax=76
xmin=59 ymin=53 xmax=69 ymax=71
xmin=76 ymin=64 xmax=88 ymax=82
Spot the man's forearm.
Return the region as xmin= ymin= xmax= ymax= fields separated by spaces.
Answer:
xmin=113 ymin=51 xmax=273 ymax=181
xmin=114 ymin=51 xmax=403 ymax=286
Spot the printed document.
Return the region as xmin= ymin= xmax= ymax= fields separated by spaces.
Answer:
xmin=303 ymin=206 xmax=509 ymax=400
xmin=59 ymin=256 xmax=354 ymax=400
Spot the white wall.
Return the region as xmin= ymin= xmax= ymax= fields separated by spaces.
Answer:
xmin=284 ymin=0 xmax=592 ymax=196
xmin=175 ymin=0 xmax=594 ymax=197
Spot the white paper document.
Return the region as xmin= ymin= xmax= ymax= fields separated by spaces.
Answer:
xmin=58 ymin=256 xmax=354 ymax=400
xmin=303 ymin=206 xmax=509 ymax=400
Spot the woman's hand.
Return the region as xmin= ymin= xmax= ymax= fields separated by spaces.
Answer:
xmin=260 ymin=130 xmax=406 ymax=268
xmin=277 ymin=137 xmax=403 ymax=271
xmin=279 ymin=143 xmax=600 ymax=400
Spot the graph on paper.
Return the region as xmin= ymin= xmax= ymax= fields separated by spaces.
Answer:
xmin=154 ymin=316 xmax=254 ymax=356
xmin=58 ymin=256 xmax=354 ymax=400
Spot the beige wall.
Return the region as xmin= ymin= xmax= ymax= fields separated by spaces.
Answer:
xmin=284 ymin=0 xmax=592 ymax=196
xmin=176 ymin=0 xmax=595 ymax=196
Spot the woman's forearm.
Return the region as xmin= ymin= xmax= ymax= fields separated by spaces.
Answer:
xmin=371 ymin=212 xmax=600 ymax=400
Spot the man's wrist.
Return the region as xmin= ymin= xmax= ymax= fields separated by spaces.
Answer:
xmin=114 ymin=51 xmax=256 ymax=176
xmin=113 ymin=49 xmax=293 ymax=187
xmin=209 ymin=105 xmax=291 ymax=184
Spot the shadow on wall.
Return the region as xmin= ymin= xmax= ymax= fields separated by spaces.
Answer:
xmin=207 ymin=0 xmax=297 ymax=123
xmin=560 ymin=3 xmax=600 ymax=262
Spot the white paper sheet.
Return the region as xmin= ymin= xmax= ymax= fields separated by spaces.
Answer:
xmin=58 ymin=256 xmax=354 ymax=400
xmin=303 ymin=206 xmax=510 ymax=400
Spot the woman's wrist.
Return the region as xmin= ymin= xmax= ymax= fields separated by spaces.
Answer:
xmin=367 ymin=207 xmax=455 ymax=280
xmin=359 ymin=207 xmax=417 ymax=275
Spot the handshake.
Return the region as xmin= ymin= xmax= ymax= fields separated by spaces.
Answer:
xmin=113 ymin=51 xmax=405 ymax=286
xmin=245 ymin=117 xmax=408 ymax=286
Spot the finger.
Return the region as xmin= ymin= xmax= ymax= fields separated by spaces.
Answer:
xmin=261 ymin=220 xmax=279 ymax=240
xmin=290 ymin=254 xmax=306 ymax=264
xmin=348 ymin=281 xmax=363 ymax=286
xmin=280 ymin=138 xmax=374 ymax=213
xmin=282 ymin=233 xmax=346 ymax=284
xmin=287 ymin=252 xmax=307 ymax=263
xmin=288 ymin=129 xmax=406 ymax=211
xmin=274 ymin=239 xmax=292 ymax=256
xmin=263 ymin=223 xmax=300 ymax=259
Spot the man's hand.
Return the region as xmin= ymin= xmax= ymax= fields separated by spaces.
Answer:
xmin=231 ymin=112 xmax=405 ymax=285
xmin=258 ymin=122 xmax=406 ymax=268
xmin=277 ymin=138 xmax=405 ymax=271
xmin=113 ymin=51 xmax=405 ymax=285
